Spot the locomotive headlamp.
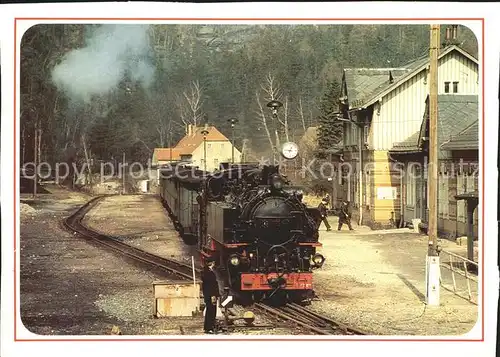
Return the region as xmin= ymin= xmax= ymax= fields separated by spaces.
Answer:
xmin=229 ymin=255 xmax=240 ymax=266
xmin=312 ymin=253 xmax=325 ymax=267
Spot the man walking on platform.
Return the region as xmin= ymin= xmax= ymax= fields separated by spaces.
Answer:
xmin=318 ymin=198 xmax=332 ymax=231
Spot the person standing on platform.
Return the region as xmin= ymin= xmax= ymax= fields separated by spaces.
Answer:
xmin=201 ymin=257 xmax=219 ymax=334
xmin=338 ymin=200 xmax=354 ymax=231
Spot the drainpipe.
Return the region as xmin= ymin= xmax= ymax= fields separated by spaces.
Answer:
xmin=358 ymin=130 xmax=363 ymax=226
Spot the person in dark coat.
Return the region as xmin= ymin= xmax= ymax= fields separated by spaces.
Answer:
xmin=323 ymin=194 xmax=331 ymax=208
xmin=201 ymin=257 xmax=220 ymax=334
xmin=317 ymin=199 xmax=332 ymax=231
xmin=338 ymin=201 xmax=354 ymax=231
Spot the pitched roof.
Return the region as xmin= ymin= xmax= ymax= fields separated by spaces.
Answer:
xmin=347 ymin=45 xmax=478 ymax=110
xmin=152 ymin=148 xmax=182 ymax=162
xmin=391 ymin=131 xmax=422 ymax=153
xmin=391 ymin=94 xmax=478 ymax=153
xmin=175 ymin=125 xmax=230 ymax=155
xmin=434 ymin=95 xmax=479 ymax=146
xmin=441 ymin=120 xmax=479 ymax=150
xmin=344 ymin=68 xmax=412 ymax=109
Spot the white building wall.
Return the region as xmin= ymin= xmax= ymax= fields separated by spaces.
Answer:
xmin=191 ymin=141 xmax=242 ymax=172
xmin=371 ymin=51 xmax=478 ymax=151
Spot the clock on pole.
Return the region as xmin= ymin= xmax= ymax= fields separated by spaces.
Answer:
xmin=281 ymin=142 xmax=299 ymax=160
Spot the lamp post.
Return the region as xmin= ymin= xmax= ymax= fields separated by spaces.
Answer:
xmin=334 ymin=114 xmax=364 ymax=227
xmin=168 ymin=129 xmax=173 ymax=163
xmin=266 ymin=100 xmax=283 ymax=165
xmin=228 ymin=118 xmax=238 ymax=164
xmin=201 ymin=125 xmax=209 ymax=172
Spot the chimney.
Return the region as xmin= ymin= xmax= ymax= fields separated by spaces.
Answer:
xmin=187 ymin=124 xmax=192 ymax=136
xmin=389 ymin=71 xmax=394 ymax=84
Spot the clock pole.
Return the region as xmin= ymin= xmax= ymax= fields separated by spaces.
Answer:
xmin=267 ymin=100 xmax=283 ymax=166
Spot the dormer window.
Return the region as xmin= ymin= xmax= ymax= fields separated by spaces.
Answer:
xmin=444 ymin=81 xmax=450 ymax=93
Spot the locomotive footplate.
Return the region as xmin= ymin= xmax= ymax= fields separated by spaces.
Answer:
xmin=240 ymin=272 xmax=313 ymax=290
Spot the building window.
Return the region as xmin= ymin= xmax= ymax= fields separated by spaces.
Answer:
xmin=406 ymin=164 xmax=416 ymax=206
xmin=466 ymin=172 xmax=476 ymax=192
xmin=444 ymin=82 xmax=450 ymax=93
xmin=456 ymin=173 xmax=466 ymax=222
xmin=363 ymin=125 xmax=369 ymax=145
xmin=207 ymin=144 xmax=212 ymax=149
xmin=453 ymin=81 xmax=459 ymax=93
xmin=351 ymin=124 xmax=357 ymax=145
xmin=214 ymin=158 xmax=219 ymax=168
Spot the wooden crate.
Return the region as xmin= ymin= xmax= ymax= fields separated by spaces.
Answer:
xmin=153 ymin=280 xmax=201 ymax=317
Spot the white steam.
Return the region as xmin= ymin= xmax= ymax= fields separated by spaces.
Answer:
xmin=52 ymin=24 xmax=155 ymax=103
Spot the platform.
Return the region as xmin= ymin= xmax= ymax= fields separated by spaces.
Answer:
xmin=311 ymin=218 xmax=479 ymax=335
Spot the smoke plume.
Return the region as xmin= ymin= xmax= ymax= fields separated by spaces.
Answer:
xmin=52 ymin=24 xmax=155 ymax=103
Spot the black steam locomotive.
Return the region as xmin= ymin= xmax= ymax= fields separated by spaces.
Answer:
xmin=159 ymin=163 xmax=325 ymax=304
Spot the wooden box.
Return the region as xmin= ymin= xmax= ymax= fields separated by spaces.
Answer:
xmin=153 ymin=280 xmax=201 ymax=317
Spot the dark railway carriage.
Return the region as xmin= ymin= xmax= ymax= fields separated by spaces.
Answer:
xmin=159 ymin=163 xmax=324 ymax=304
xmin=159 ymin=164 xmax=202 ymax=243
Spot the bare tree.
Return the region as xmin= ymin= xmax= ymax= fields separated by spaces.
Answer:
xmin=81 ymin=133 xmax=93 ymax=192
xmin=183 ymin=80 xmax=204 ymax=127
xmin=255 ymin=91 xmax=276 ymax=154
xmin=297 ymin=97 xmax=307 ymax=132
xmin=276 ymin=96 xmax=290 ymax=142
xmin=259 ymin=73 xmax=290 ymax=146
xmin=175 ymin=80 xmax=205 ymax=130
xmin=261 ymin=73 xmax=281 ymax=102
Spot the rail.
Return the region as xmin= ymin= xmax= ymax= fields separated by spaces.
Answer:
xmin=439 ymin=249 xmax=478 ymax=305
xmin=254 ymin=302 xmax=367 ymax=335
xmin=63 ymin=195 xmax=201 ymax=281
xmin=64 ymin=196 xmax=367 ymax=335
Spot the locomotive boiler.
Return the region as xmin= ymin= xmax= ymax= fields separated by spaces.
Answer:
xmin=160 ymin=163 xmax=325 ymax=304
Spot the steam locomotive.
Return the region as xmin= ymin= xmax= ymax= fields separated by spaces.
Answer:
xmin=159 ymin=163 xmax=325 ymax=304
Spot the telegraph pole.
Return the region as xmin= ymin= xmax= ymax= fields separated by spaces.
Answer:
xmin=33 ymin=124 xmax=38 ymax=199
xmin=202 ymin=125 xmax=209 ymax=172
xmin=228 ymin=119 xmax=238 ymax=164
xmin=122 ymin=152 xmax=126 ymax=195
xmin=426 ymin=24 xmax=440 ymax=306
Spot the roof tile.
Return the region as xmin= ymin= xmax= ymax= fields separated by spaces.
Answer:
xmin=175 ymin=125 xmax=230 ymax=155
xmin=391 ymin=95 xmax=478 ymax=153
xmin=153 ymin=148 xmax=182 ymax=162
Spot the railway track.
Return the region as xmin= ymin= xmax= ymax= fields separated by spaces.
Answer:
xmin=254 ymin=302 xmax=367 ymax=335
xmin=63 ymin=195 xmax=201 ymax=281
xmin=65 ymin=195 xmax=367 ymax=336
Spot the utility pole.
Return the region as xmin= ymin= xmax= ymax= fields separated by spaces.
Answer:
xmin=169 ymin=130 xmax=173 ymax=165
xmin=426 ymin=24 xmax=440 ymax=306
xmin=122 ymin=152 xmax=126 ymax=195
xmin=202 ymin=125 xmax=209 ymax=172
xmin=267 ymin=100 xmax=283 ymax=166
xmin=33 ymin=124 xmax=38 ymax=199
xmin=228 ymin=119 xmax=238 ymax=164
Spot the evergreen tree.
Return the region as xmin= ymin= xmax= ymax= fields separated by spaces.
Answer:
xmin=316 ymin=79 xmax=343 ymax=159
